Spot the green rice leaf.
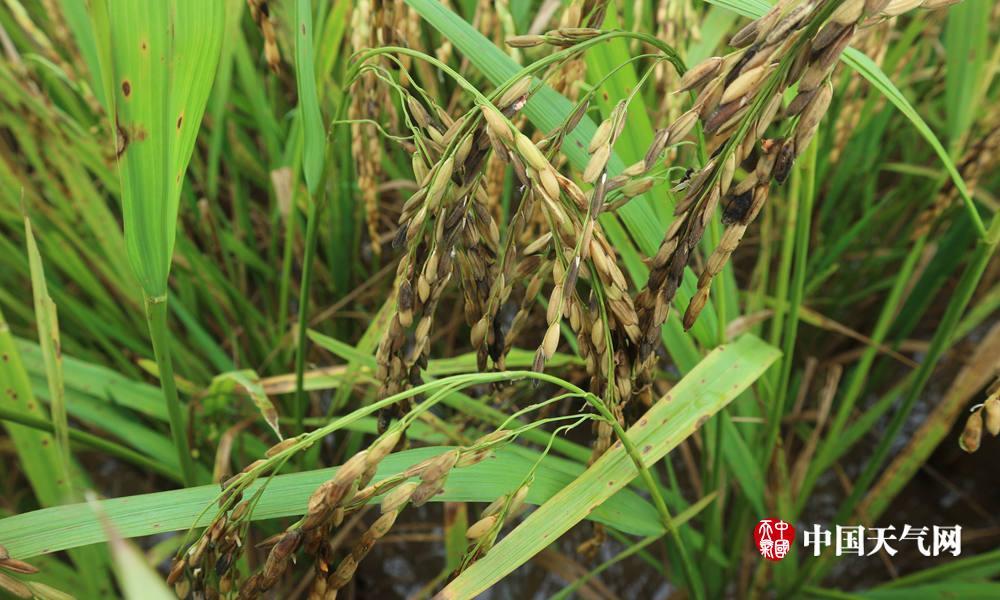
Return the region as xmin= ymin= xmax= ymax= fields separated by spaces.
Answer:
xmin=95 ymin=0 xmax=226 ymax=297
xmin=14 ymin=338 xmax=167 ymax=422
xmin=0 ymin=307 xmax=112 ymax=597
xmin=57 ymin=0 xmax=108 ymax=110
xmin=208 ymin=370 xmax=282 ymax=440
xmin=0 ymin=307 xmax=72 ymax=509
xmin=24 ymin=213 xmax=71 ymax=489
xmin=92 ymin=496 xmax=174 ymax=600
xmin=295 ymin=0 xmax=326 ymax=193
xmin=0 ymin=446 xmax=661 ymax=559
xmin=438 ymin=334 xmax=779 ymax=599
xmin=943 ymin=0 xmax=991 ymax=146
xmin=859 ymin=583 xmax=1000 ymax=599
xmin=876 ymin=548 xmax=1000 ymax=589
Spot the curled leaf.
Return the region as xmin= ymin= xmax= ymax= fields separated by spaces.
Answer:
xmin=209 ymin=370 xmax=282 ymax=440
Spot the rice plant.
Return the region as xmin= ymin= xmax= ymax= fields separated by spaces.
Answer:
xmin=0 ymin=0 xmax=998 ymax=598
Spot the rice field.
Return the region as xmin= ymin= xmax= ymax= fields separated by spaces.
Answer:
xmin=0 ymin=0 xmax=998 ymax=598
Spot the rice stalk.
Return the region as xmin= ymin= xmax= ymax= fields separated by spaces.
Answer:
xmin=292 ymin=0 xmax=328 ymax=433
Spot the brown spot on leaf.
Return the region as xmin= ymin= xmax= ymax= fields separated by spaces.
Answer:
xmin=115 ymin=120 xmax=129 ymax=158
xmin=121 ymin=80 xmax=131 ymax=96
xmin=176 ymin=114 xmax=184 ymax=130
xmin=114 ymin=121 xmax=147 ymax=159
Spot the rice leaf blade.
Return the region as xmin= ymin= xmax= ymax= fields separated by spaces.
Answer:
xmin=92 ymin=497 xmax=174 ymax=600
xmin=24 ymin=214 xmax=71 ymax=491
xmin=943 ymin=0 xmax=991 ymax=146
xmin=0 ymin=446 xmax=662 ymax=559
xmin=0 ymin=308 xmax=72 ymax=515
xmin=208 ymin=370 xmax=282 ymax=440
xmin=295 ymin=0 xmax=326 ymax=193
xmin=438 ymin=334 xmax=780 ymax=599
xmin=0 ymin=306 xmax=113 ymax=597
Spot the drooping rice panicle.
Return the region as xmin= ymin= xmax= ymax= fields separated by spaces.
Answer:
xmin=633 ymin=0 xmax=967 ymax=370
